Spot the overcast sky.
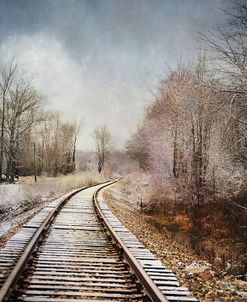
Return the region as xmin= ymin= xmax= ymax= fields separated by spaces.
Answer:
xmin=0 ymin=0 xmax=225 ymax=149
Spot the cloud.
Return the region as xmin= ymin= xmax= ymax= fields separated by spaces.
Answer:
xmin=0 ymin=33 xmax=85 ymax=112
xmin=0 ymin=0 xmax=226 ymax=150
xmin=0 ymin=33 xmax=153 ymax=149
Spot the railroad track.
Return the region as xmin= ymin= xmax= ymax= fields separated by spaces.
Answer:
xmin=0 ymin=180 xmax=198 ymax=302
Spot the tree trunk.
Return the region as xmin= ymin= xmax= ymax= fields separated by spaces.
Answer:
xmin=173 ymin=127 xmax=179 ymax=178
xmin=33 ymin=142 xmax=37 ymax=182
xmin=0 ymin=92 xmax=6 ymax=182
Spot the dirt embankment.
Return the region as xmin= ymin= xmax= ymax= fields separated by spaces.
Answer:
xmin=104 ymin=185 xmax=247 ymax=302
xmin=141 ymin=196 xmax=247 ymax=280
xmin=118 ymin=173 xmax=247 ymax=279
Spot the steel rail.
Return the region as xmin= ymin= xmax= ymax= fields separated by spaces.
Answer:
xmin=93 ymin=182 xmax=169 ymax=302
xmin=0 ymin=181 xmax=111 ymax=302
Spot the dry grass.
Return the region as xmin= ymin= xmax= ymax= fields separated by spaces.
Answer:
xmin=20 ymin=172 xmax=106 ymax=198
xmin=0 ymin=171 xmax=107 ymax=215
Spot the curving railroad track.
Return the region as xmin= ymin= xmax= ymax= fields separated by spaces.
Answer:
xmin=0 ymin=180 xmax=198 ymax=302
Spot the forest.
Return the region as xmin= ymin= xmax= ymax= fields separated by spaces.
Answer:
xmin=126 ymin=0 xmax=247 ymax=276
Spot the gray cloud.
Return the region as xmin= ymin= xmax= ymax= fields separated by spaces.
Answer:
xmin=0 ymin=0 xmax=225 ymax=149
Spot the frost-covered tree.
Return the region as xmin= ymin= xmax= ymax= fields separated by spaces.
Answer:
xmin=201 ymin=0 xmax=247 ymax=170
xmin=129 ymin=59 xmax=226 ymax=204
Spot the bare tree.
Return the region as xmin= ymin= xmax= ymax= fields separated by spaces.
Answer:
xmin=33 ymin=112 xmax=80 ymax=176
xmin=5 ymin=77 xmax=42 ymax=182
xmin=200 ymin=0 xmax=247 ymax=168
xmin=71 ymin=121 xmax=81 ymax=172
xmin=0 ymin=60 xmax=43 ymax=182
xmin=200 ymin=1 xmax=247 ymax=91
xmin=92 ymin=125 xmax=112 ymax=173
xmin=0 ymin=59 xmax=17 ymax=181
